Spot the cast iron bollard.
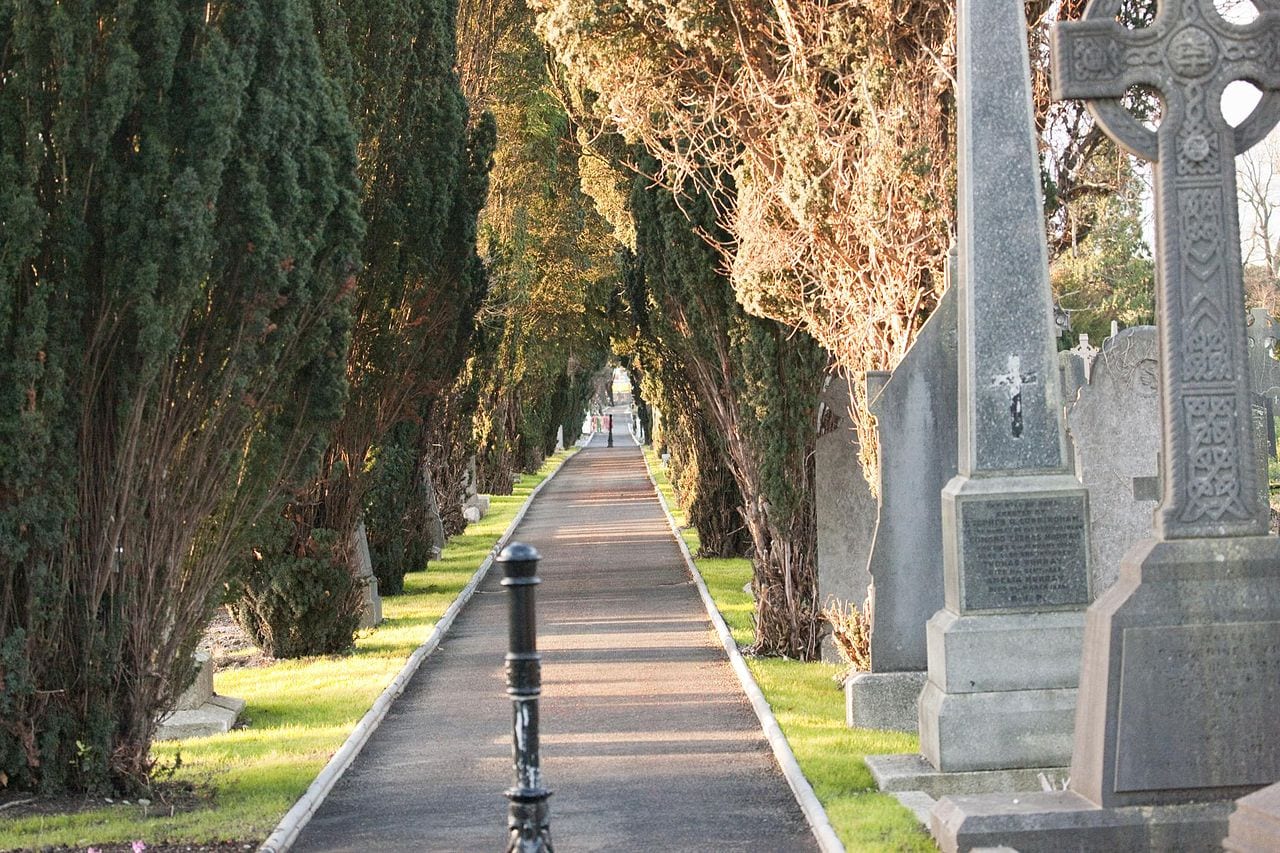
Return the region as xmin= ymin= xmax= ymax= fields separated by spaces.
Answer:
xmin=498 ymin=542 xmax=553 ymax=853
xmin=606 ymin=414 xmax=613 ymax=448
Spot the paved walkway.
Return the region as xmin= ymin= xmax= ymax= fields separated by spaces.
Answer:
xmin=293 ymin=409 xmax=816 ymax=852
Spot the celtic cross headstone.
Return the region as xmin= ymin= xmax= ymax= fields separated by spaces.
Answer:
xmin=1054 ymin=0 xmax=1278 ymax=536
xmin=1052 ymin=0 xmax=1280 ymax=810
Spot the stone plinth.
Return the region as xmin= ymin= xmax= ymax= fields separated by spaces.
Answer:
xmin=845 ymin=671 xmax=926 ymax=732
xmin=932 ymin=790 xmax=1232 ymax=853
xmin=155 ymin=654 xmax=246 ymax=741
xmin=865 ymin=753 xmax=1067 ymax=800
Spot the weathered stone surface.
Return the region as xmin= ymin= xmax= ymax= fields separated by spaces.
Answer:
xmin=931 ymin=790 xmax=1232 ymax=853
xmin=866 ymin=285 xmax=958 ymax=672
xmin=864 ymin=753 xmax=1067 ymax=799
xmin=175 ymin=652 xmax=214 ymax=711
xmin=815 ymin=371 xmax=877 ymax=665
xmin=845 ymin=670 xmax=926 ymax=731
xmin=924 ymin=610 xmax=1083 ymax=695
xmin=1224 ymin=782 xmax=1280 ymax=853
xmin=1066 ymin=326 xmax=1161 ymax=593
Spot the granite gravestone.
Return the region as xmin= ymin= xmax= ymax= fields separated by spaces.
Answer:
xmin=867 ymin=0 xmax=1092 ymax=794
xmin=921 ymin=0 xmax=1090 ymax=779
xmin=846 ymin=284 xmax=958 ymax=730
xmin=1066 ymin=326 xmax=1161 ymax=593
xmin=932 ymin=0 xmax=1280 ymax=848
xmin=815 ymin=372 xmax=878 ymax=665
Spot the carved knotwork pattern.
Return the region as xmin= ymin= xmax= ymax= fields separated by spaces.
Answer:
xmin=1071 ymin=36 xmax=1123 ymax=81
xmin=1182 ymin=394 xmax=1250 ymax=522
xmin=1177 ymin=85 xmax=1220 ymax=176
xmin=1185 ymin=311 xmax=1232 ymax=381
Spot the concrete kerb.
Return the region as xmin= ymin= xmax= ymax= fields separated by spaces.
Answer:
xmin=641 ymin=451 xmax=846 ymax=853
xmin=258 ymin=448 xmax=581 ymax=853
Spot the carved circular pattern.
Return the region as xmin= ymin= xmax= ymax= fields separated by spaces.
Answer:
xmin=1167 ymin=26 xmax=1218 ymax=78
xmin=1183 ymin=132 xmax=1211 ymax=161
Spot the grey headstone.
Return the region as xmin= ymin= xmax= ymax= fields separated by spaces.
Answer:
xmin=815 ymin=371 xmax=877 ymax=663
xmin=917 ymin=0 xmax=1090 ymax=775
xmin=865 ymin=286 xmax=958 ymax=672
xmin=1066 ymin=327 xmax=1160 ymax=593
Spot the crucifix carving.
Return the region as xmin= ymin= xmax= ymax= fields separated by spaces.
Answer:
xmin=990 ymin=354 xmax=1039 ymax=437
xmin=1053 ymin=0 xmax=1280 ymax=538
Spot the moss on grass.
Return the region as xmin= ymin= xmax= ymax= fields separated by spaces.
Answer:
xmin=643 ymin=447 xmax=936 ymax=852
xmin=0 ymin=451 xmax=576 ymax=850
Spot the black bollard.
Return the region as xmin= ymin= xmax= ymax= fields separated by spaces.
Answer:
xmin=498 ymin=543 xmax=553 ymax=853
xmin=606 ymin=414 xmax=613 ymax=448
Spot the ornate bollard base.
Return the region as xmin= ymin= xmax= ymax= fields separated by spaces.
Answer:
xmin=506 ymin=789 xmax=553 ymax=853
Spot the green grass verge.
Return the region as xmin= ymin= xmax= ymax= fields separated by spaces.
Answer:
xmin=0 ymin=449 xmax=577 ymax=851
xmin=643 ymin=448 xmax=936 ymax=852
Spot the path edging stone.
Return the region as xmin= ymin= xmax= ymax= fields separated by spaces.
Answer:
xmin=258 ymin=449 xmax=580 ymax=853
xmin=642 ymin=451 xmax=847 ymax=853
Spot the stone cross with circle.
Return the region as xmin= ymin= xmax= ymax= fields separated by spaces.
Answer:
xmin=1053 ymin=0 xmax=1279 ymax=538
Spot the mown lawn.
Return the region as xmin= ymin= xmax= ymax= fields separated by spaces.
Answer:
xmin=0 ymin=449 xmax=576 ymax=851
xmin=644 ymin=448 xmax=936 ymax=852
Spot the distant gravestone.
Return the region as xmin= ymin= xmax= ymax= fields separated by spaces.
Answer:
xmin=1248 ymin=308 xmax=1279 ymax=460
xmin=846 ymin=284 xmax=958 ymax=730
xmin=352 ymin=520 xmax=382 ymax=629
xmin=814 ymin=371 xmax=877 ymax=665
xmin=1066 ymin=327 xmax=1160 ymax=593
xmin=932 ymin=0 xmax=1280 ymax=846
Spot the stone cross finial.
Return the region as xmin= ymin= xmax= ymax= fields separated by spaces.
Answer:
xmin=1053 ymin=0 xmax=1279 ymax=538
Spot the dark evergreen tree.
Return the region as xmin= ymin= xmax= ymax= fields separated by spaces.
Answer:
xmin=0 ymin=0 xmax=361 ymax=792
xmin=628 ymin=158 xmax=826 ymax=659
xmin=232 ymin=0 xmax=493 ymax=638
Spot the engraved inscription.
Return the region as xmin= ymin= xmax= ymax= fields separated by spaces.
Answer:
xmin=1116 ymin=623 xmax=1280 ymax=792
xmin=959 ymin=496 xmax=1089 ymax=611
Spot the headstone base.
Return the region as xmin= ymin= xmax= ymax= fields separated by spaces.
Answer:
xmin=1071 ymin=535 xmax=1280 ymax=808
xmin=930 ymin=789 xmax=1232 ymax=853
xmin=845 ymin=670 xmax=926 ymax=731
xmin=1224 ymin=782 xmax=1280 ymax=852
xmin=866 ymin=753 xmax=1067 ymax=799
xmin=920 ymin=609 xmax=1083 ymax=771
xmin=155 ymin=695 xmax=247 ymax=741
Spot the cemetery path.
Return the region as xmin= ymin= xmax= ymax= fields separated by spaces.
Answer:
xmin=290 ymin=407 xmax=818 ymax=852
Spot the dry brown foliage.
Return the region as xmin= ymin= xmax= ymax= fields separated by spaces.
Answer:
xmin=822 ymin=594 xmax=873 ymax=677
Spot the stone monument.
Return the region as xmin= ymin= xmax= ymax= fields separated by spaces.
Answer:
xmin=814 ymin=371 xmax=877 ymax=665
xmin=867 ymin=0 xmax=1092 ymax=797
xmin=1066 ymin=326 xmax=1161 ymax=593
xmin=846 ymin=284 xmax=957 ymax=730
xmin=932 ymin=0 xmax=1280 ymax=847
